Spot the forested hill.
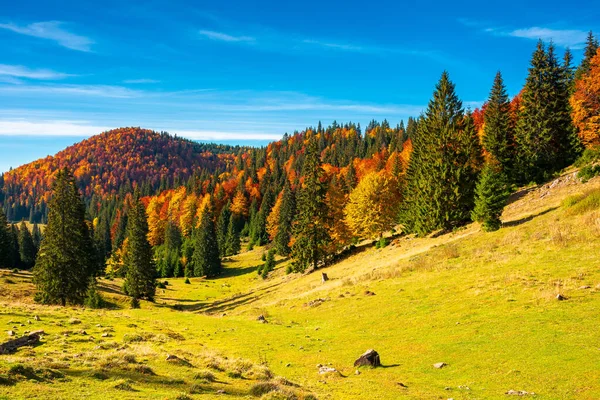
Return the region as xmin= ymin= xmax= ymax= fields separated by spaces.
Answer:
xmin=0 ymin=127 xmax=244 ymax=222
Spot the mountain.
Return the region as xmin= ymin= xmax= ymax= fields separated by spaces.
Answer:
xmin=0 ymin=127 xmax=244 ymax=222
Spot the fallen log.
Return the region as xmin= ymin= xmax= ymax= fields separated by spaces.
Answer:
xmin=0 ymin=330 xmax=45 ymax=355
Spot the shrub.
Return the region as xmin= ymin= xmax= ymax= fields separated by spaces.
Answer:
xmin=184 ymin=278 xmax=191 ymax=284
xmin=85 ymin=280 xmax=105 ymax=309
xmin=194 ymin=370 xmax=216 ymax=382
xmin=578 ymin=164 xmax=600 ymax=182
xmin=130 ymin=297 xmax=140 ymax=309
xmin=157 ymin=282 xmax=166 ymax=289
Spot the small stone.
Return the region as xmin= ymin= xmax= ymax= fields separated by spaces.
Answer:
xmin=27 ymin=320 xmax=32 ymax=324
xmin=433 ymin=362 xmax=447 ymax=369
xmin=445 ymin=387 xmax=451 ymax=390
xmin=355 ymin=370 xmax=360 ymax=375
xmin=34 ymin=315 xmax=40 ymax=321
xmin=579 ymin=285 xmax=591 ymax=290
xmin=80 ymin=330 xmax=87 ymax=335
xmin=556 ymin=294 xmax=567 ymax=301
xmin=216 ymin=389 xmax=225 ymax=394
xmin=7 ymin=330 xmax=15 ymax=336
xmin=286 ymin=363 xmax=291 ymax=367
xmin=364 ymin=290 xmax=376 ymax=296
xmin=101 ymin=333 xmax=110 ymax=337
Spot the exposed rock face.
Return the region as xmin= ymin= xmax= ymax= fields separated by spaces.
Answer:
xmin=354 ymin=349 xmax=381 ymax=367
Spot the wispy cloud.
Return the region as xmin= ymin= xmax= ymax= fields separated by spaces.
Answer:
xmin=0 ymin=21 xmax=93 ymax=52
xmin=123 ymin=79 xmax=161 ymax=84
xmin=507 ymin=27 xmax=588 ymax=48
xmin=0 ymin=64 xmax=73 ymax=80
xmin=302 ymin=39 xmax=364 ymax=52
xmin=459 ymin=19 xmax=590 ymax=49
xmin=0 ymin=119 xmax=111 ymax=136
xmin=0 ymin=84 xmax=142 ymax=98
xmin=198 ymin=29 xmax=254 ymax=42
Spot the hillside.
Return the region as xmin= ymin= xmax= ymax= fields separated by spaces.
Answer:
xmin=0 ymin=128 xmax=241 ymax=222
xmin=2 ymin=169 xmax=600 ymax=399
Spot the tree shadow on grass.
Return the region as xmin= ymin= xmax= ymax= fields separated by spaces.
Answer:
xmin=502 ymin=206 xmax=558 ymax=228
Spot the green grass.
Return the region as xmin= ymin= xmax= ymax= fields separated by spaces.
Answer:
xmin=3 ymin=174 xmax=600 ymax=399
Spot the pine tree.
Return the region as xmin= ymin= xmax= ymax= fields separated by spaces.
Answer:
xmin=192 ymin=197 xmax=221 ymax=278
xmin=261 ymin=248 xmax=275 ymax=279
xmin=472 ymin=163 xmax=510 ymax=232
xmin=0 ymin=210 xmax=9 ymax=269
xmin=514 ymin=41 xmax=580 ymax=183
xmin=32 ymin=223 xmax=42 ymax=252
xmin=33 ymin=168 xmax=94 ymax=306
xmin=216 ymin=203 xmax=231 ymax=256
xmin=483 ymin=72 xmax=515 ymax=177
xmin=224 ymin=214 xmax=240 ymax=256
xmin=401 ymin=72 xmax=482 ymax=236
xmin=123 ymin=191 xmax=156 ymax=303
xmin=8 ymin=225 xmax=20 ymax=268
xmin=274 ymin=179 xmax=295 ymax=256
xmin=291 ymin=139 xmax=331 ymax=272
xmin=18 ymin=221 xmax=36 ymax=269
xmin=575 ymin=31 xmax=599 ymax=80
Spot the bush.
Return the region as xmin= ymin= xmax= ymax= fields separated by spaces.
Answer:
xmin=184 ymin=278 xmax=191 ymax=284
xmin=376 ymin=237 xmax=388 ymax=249
xmin=574 ymin=147 xmax=600 ymax=168
xmin=85 ymin=280 xmax=105 ymax=309
xmin=11 ymin=268 xmax=19 ymax=274
xmin=157 ymin=282 xmax=166 ymax=289
xmin=578 ymin=164 xmax=600 ymax=182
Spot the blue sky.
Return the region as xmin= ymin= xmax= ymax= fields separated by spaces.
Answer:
xmin=0 ymin=0 xmax=598 ymax=173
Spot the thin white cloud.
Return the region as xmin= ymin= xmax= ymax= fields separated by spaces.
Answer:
xmin=0 ymin=84 xmax=142 ymax=98
xmin=123 ymin=79 xmax=161 ymax=84
xmin=198 ymin=29 xmax=254 ymax=42
xmin=0 ymin=119 xmax=111 ymax=136
xmin=302 ymin=39 xmax=364 ymax=52
xmin=459 ymin=19 xmax=590 ymax=49
xmin=0 ymin=64 xmax=73 ymax=80
xmin=508 ymin=27 xmax=588 ymax=48
xmin=0 ymin=21 xmax=93 ymax=52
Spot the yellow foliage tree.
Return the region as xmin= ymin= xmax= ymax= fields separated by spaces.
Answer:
xmin=146 ymin=197 xmax=166 ymax=246
xmin=266 ymin=193 xmax=282 ymax=240
xmin=344 ymin=172 xmax=399 ymax=239
xmin=230 ymin=190 xmax=249 ymax=217
xmin=571 ymin=49 xmax=600 ymax=146
xmin=179 ymin=193 xmax=197 ymax=237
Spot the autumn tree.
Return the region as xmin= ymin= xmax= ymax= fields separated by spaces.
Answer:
xmin=291 ymin=139 xmax=331 ymax=272
xmin=571 ymin=48 xmax=600 ymax=146
xmin=471 ymin=162 xmax=510 ymax=232
xmin=123 ymin=192 xmax=156 ymax=305
xmin=345 ymin=172 xmax=398 ymax=239
xmin=192 ymin=196 xmax=221 ymax=278
xmin=33 ymin=168 xmax=95 ymax=306
xmin=401 ymin=72 xmax=482 ymax=236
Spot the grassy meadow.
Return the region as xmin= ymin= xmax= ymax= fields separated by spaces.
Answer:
xmin=2 ymin=170 xmax=600 ymax=399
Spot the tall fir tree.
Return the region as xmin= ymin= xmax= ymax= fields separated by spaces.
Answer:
xmin=8 ymin=225 xmax=20 ymax=268
xmin=123 ymin=191 xmax=156 ymax=303
xmin=224 ymin=214 xmax=241 ymax=256
xmin=515 ymin=41 xmax=580 ymax=183
xmin=471 ymin=162 xmax=511 ymax=232
xmin=274 ymin=179 xmax=295 ymax=256
xmin=192 ymin=197 xmax=221 ymax=277
xmin=483 ymin=72 xmax=515 ymax=177
xmin=291 ymin=139 xmax=331 ymax=272
xmin=33 ymin=168 xmax=94 ymax=306
xmin=0 ymin=210 xmax=9 ymax=269
xmin=216 ymin=202 xmax=231 ymax=257
xmin=401 ymin=72 xmax=482 ymax=236
xmin=18 ymin=221 xmax=36 ymax=269
xmin=575 ymin=31 xmax=599 ymax=80
xmin=32 ymin=223 xmax=42 ymax=252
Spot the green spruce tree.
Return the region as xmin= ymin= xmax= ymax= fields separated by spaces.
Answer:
xmin=274 ymin=179 xmax=295 ymax=256
xmin=291 ymin=139 xmax=331 ymax=272
xmin=192 ymin=197 xmax=221 ymax=278
xmin=515 ymin=41 xmax=581 ymax=183
xmin=483 ymin=72 xmax=515 ymax=177
xmin=471 ymin=163 xmax=510 ymax=232
xmin=401 ymin=72 xmax=482 ymax=236
xmin=18 ymin=221 xmax=36 ymax=269
xmin=0 ymin=210 xmax=9 ymax=269
xmin=123 ymin=191 xmax=156 ymax=304
xmin=224 ymin=214 xmax=241 ymax=256
xmin=33 ymin=168 xmax=94 ymax=306
xmin=575 ymin=31 xmax=599 ymax=80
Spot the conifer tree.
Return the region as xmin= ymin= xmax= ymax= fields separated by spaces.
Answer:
xmin=32 ymin=223 xmax=42 ymax=252
xmin=192 ymin=197 xmax=221 ymax=277
xmin=472 ymin=163 xmax=510 ymax=232
xmin=224 ymin=214 xmax=241 ymax=256
xmin=33 ymin=168 xmax=94 ymax=306
xmin=575 ymin=31 xmax=599 ymax=80
xmin=401 ymin=72 xmax=482 ymax=236
xmin=0 ymin=210 xmax=9 ymax=269
xmin=274 ymin=179 xmax=295 ymax=256
xmin=123 ymin=191 xmax=156 ymax=303
xmin=483 ymin=72 xmax=515 ymax=176
xmin=261 ymin=248 xmax=275 ymax=279
xmin=8 ymin=225 xmax=20 ymax=268
xmin=515 ymin=41 xmax=581 ymax=183
xmin=291 ymin=139 xmax=331 ymax=272
xmin=18 ymin=221 xmax=36 ymax=269
xmin=216 ymin=203 xmax=231 ymax=256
